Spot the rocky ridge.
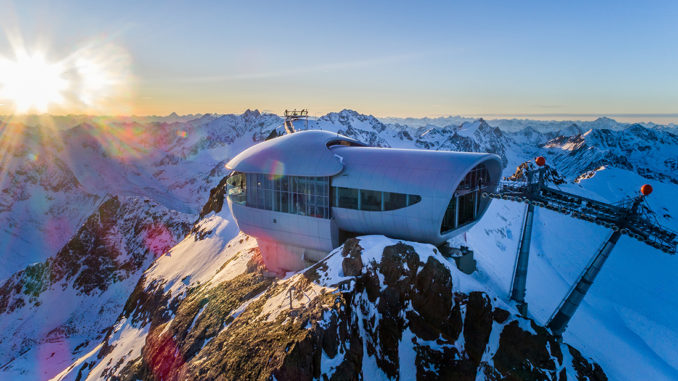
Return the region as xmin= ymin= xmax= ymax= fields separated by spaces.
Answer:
xmin=57 ymin=228 xmax=606 ymax=380
xmin=0 ymin=196 xmax=192 ymax=378
xmin=0 ymin=110 xmax=676 ymax=379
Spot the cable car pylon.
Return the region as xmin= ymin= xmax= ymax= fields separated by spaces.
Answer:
xmin=509 ymin=159 xmax=546 ymax=315
xmin=483 ymin=158 xmax=677 ymax=337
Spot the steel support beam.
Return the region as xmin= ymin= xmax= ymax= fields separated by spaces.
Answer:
xmin=547 ymin=231 xmax=622 ymax=336
xmin=510 ymin=203 xmax=535 ymax=315
xmin=284 ymin=120 xmax=296 ymax=134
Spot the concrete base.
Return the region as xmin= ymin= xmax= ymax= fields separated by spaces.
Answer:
xmin=257 ymin=238 xmax=329 ymax=274
xmin=447 ymin=246 xmax=477 ymax=275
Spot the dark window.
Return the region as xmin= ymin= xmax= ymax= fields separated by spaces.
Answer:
xmin=457 ymin=165 xmax=490 ymax=191
xmin=293 ymin=193 xmax=307 ymax=215
xmin=360 ymin=190 xmax=381 ymax=211
xmin=326 ymin=139 xmax=363 ymax=148
xmin=332 ymin=187 xmax=421 ymax=211
xmin=440 ymin=163 xmax=492 ymax=233
xmin=407 ymin=195 xmax=422 ymax=206
xmin=457 ymin=192 xmax=476 ymax=226
xmin=337 ymin=187 xmax=359 ymax=209
xmin=255 ymin=181 xmax=265 ymax=209
xmin=383 ymin=192 xmax=407 ymax=210
xmin=441 ymin=197 xmax=456 ymax=233
xmin=281 ymin=192 xmax=289 ymax=213
xmin=264 ymin=189 xmax=273 ymax=210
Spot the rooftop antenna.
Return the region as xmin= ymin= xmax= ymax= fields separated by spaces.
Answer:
xmin=484 ymin=157 xmax=676 ymax=337
xmin=284 ymin=109 xmax=308 ymax=134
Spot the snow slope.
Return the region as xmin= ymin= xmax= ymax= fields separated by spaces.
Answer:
xmin=0 ymin=109 xmax=677 ymax=379
xmin=0 ymin=110 xmax=282 ymax=279
xmin=0 ymin=196 xmax=192 ymax=379
xmin=54 ymin=208 xmax=605 ymax=380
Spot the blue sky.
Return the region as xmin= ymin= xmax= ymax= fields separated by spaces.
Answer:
xmin=0 ymin=0 xmax=676 ymax=117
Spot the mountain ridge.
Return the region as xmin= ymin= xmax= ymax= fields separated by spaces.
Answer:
xmin=0 ymin=109 xmax=676 ymax=379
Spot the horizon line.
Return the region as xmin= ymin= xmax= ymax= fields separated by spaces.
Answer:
xmin=2 ymin=110 xmax=678 ymax=122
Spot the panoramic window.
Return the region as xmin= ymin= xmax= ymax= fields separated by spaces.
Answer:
xmin=360 ymin=189 xmax=381 ymax=211
xmin=383 ymin=192 xmax=406 ymax=210
xmin=440 ymin=197 xmax=456 ymax=233
xmin=332 ymin=187 xmax=421 ymax=212
xmin=407 ymin=195 xmax=422 ymax=206
xmin=226 ymin=171 xmax=246 ymax=204
xmin=238 ymin=174 xmax=330 ymax=218
xmin=457 ymin=192 xmax=477 ymax=226
xmin=441 ymin=164 xmax=491 ymax=233
xmin=336 ymin=187 xmax=359 ymax=209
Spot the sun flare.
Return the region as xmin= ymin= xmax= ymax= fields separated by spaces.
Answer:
xmin=0 ymin=52 xmax=68 ymax=113
xmin=0 ymin=34 xmax=132 ymax=115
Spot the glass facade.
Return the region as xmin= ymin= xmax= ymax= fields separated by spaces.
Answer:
xmin=332 ymin=186 xmax=421 ymax=211
xmin=227 ymin=172 xmax=425 ymax=217
xmin=441 ymin=164 xmax=491 ymax=233
xmin=226 ymin=172 xmax=247 ymax=204
xmin=360 ymin=189 xmax=381 ymax=211
xmin=336 ymin=187 xmax=358 ymax=209
xmin=226 ymin=171 xmax=330 ymax=218
xmin=457 ymin=192 xmax=477 ymax=226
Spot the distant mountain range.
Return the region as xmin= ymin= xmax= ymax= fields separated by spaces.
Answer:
xmin=3 ymin=111 xmax=678 ymax=134
xmin=1 ymin=109 xmax=677 ymax=380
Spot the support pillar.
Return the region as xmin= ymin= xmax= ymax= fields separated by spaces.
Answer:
xmin=547 ymin=231 xmax=621 ymax=336
xmin=510 ymin=203 xmax=535 ymax=315
xmin=284 ymin=120 xmax=295 ymax=134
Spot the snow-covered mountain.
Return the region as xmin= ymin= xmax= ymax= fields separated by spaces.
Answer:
xmin=53 ymin=223 xmax=606 ymax=380
xmin=0 ymin=196 xmax=192 ymax=380
xmin=542 ymin=125 xmax=678 ymax=184
xmin=0 ymin=110 xmax=283 ymax=277
xmin=0 ymin=109 xmax=677 ymax=380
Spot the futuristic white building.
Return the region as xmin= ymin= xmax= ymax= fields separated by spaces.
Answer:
xmin=225 ymin=130 xmax=502 ymax=273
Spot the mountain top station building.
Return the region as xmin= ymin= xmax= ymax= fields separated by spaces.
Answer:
xmin=225 ymin=130 xmax=502 ymax=273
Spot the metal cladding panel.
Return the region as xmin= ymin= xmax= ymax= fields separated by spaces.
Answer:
xmin=225 ymin=130 xmax=364 ymax=177
xmin=229 ymin=202 xmax=336 ymax=252
xmin=332 ymin=196 xmax=449 ymax=244
xmin=330 ymin=146 xmax=502 ymax=198
xmin=330 ymin=146 xmax=502 ymax=245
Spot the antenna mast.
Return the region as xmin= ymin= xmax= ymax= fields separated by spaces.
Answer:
xmin=283 ymin=109 xmax=308 ymax=134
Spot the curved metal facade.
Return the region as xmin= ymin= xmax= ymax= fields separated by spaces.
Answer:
xmin=226 ymin=130 xmax=364 ymax=177
xmin=225 ymin=131 xmax=502 ymax=273
xmin=329 ymin=146 xmax=501 ymax=244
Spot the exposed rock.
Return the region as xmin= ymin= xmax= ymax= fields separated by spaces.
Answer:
xmin=198 ymin=176 xmax=229 ymax=220
xmin=0 ymin=196 xmax=191 ymax=314
xmin=0 ymin=196 xmax=192 ymax=377
xmin=80 ymin=237 xmax=606 ymax=380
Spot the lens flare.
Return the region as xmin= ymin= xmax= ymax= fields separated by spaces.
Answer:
xmin=0 ymin=52 xmax=67 ymax=113
xmin=143 ymin=223 xmax=174 ymax=258
xmin=0 ymin=32 xmax=133 ymax=115
xmin=268 ymin=160 xmax=285 ymax=180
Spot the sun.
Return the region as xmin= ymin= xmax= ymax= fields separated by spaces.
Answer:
xmin=0 ymin=52 xmax=68 ymax=113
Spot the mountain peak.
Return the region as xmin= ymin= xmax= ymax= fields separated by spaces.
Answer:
xmin=241 ymin=109 xmax=262 ymax=118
